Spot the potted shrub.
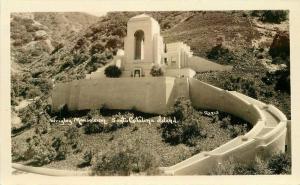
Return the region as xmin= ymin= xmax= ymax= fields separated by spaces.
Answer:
xmin=150 ymin=65 xmax=164 ymax=77
xmin=104 ymin=65 xmax=122 ymax=78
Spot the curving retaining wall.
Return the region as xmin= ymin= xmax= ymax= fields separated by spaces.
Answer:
xmin=14 ymin=78 xmax=289 ymax=176
xmin=162 ymin=78 xmax=288 ymax=175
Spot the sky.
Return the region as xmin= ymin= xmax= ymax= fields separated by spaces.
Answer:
xmin=86 ymin=12 xmax=107 ymax=17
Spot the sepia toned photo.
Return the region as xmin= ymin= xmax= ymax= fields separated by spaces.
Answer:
xmin=10 ymin=10 xmax=291 ymax=176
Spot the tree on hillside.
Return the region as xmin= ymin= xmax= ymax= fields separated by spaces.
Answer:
xmin=261 ymin=10 xmax=288 ymax=24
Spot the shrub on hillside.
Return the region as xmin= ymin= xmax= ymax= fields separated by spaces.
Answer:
xmin=83 ymin=109 xmax=106 ymax=134
xmin=34 ymin=120 xmax=50 ymax=135
xmin=51 ymin=137 xmax=63 ymax=151
xmin=162 ymin=22 xmax=171 ymax=30
xmin=223 ymin=75 xmax=258 ymax=98
xmin=34 ymin=78 xmax=53 ymax=94
xmin=73 ymin=52 xmax=89 ymax=65
xmin=59 ymin=56 xmax=74 ymax=72
xmin=209 ymin=152 xmax=291 ymax=175
xmin=92 ymin=141 xmax=159 ymax=175
xmin=268 ymin=33 xmax=290 ymax=94
xmin=205 ymin=110 xmax=250 ymax=138
xmin=90 ymin=42 xmax=105 ymax=55
xmin=26 ymin=136 xmax=56 ymax=166
xmin=84 ymin=122 xmax=105 ymax=134
xmin=10 ymin=17 xmax=35 ymax=46
xmin=90 ymin=53 xmax=107 ymax=64
xmin=78 ymin=149 xmax=93 ymax=167
xmin=261 ymin=10 xmax=288 ymax=24
xmin=104 ymin=51 xmax=114 ymax=60
xmin=30 ymin=148 xmax=55 ymax=166
xmin=161 ymin=97 xmax=203 ymax=146
xmin=169 ymin=97 xmax=194 ymax=121
xmin=31 ymin=68 xmax=44 ymax=78
xmin=219 ymin=116 xmax=231 ymax=128
xmin=106 ymin=112 xmax=133 ymax=132
xmin=262 ymin=68 xmax=290 ymax=94
xmin=227 ymin=124 xmax=247 ymax=138
xmin=56 ymin=144 xmax=69 ymax=160
xmin=262 ymin=72 xmax=278 ymax=87
xmin=73 ymin=38 xmax=87 ymax=51
xmin=111 ymin=27 xmax=126 ymax=37
xmin=18 ymin=110 xmax=38 ymax=129
xmin=209 ymin=157 xmax=271 ymax=175
xmin=207 ymin=45 xmax=235 ymax=65
xmin=105 ymin=36 xmax=122 ymax=49
xmin=161 ymin=117 xmax=203 ymax=146
xmin=274 ymin=69 xmax=290 ymax=93
xmin=87 ymin=109 xmax=101 ymax=119
xmin=26 ymin=87 xmax=42 ymax=99
xmin=150 ymin=65 xmax=164 ymax=77
xmin=65 ymin=126 xmax=81 ymax=150
xmin=250 ymin=10 xmax=262 ymax=17
xmin=269 ymin=31 xmax=290 ymax=60
xmin=104 ymin=65 xmax=122 ymax=78
xmin=85 ymin=56 xmax=105 ymax=74
xmin=182 ymin=119 xmax=203 ymax=145
xmin=11 ymin=74 xmax=33 ymax=98
xmin=51 ymin=136 xmax=69 ymax=160
xmin=51 ymin=42 xmax=64 ymax=54
xmin=84 ymin=110 xmax=133 ymax=134
xmin=16 ymin=52 xmax=32 ymax=64
xmin=268 ymin=153 xmax=291 ymax=174
xmin=12 ymin=140 xmax=28 ymax=161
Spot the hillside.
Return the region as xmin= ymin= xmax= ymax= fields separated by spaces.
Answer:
xmin=10 ymin=11 xmax=290 ymax=122
xmin=11 ymin=11 xmax=260 ymax=81
xmin=10 ymin=12 xmax=100 ymax=126
xmin=10 ymin=12 xmax=99 ymax=74
xmin=163 ymin=11 xmax=259 ymax=57
xmin=33 ymin=12 xmax=100 ymax=41
xmin=10 ymin=10 xmax=291 ymax=175
xmin=11 ymin=12 xmax=99 ymax=45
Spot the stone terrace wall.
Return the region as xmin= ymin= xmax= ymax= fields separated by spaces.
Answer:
xmin=52 ymin=77 xmax=188 ymax=114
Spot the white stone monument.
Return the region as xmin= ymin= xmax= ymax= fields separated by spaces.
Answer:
xmin=88 ymin=14 xmax=196 ymax=79
xmin=122 ymin=14 xmax=164 ymax=77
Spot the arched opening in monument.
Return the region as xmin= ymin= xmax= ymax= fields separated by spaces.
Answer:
xmin=134 ymin=30 xmax=145 ymax=60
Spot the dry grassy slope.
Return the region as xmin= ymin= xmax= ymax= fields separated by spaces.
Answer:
xmin=11 ymin=12 xmax=100 ymax=47
xmin=10 ymin=13 xmax=99 ymax=55
xmin=10 ymin=12 xmax=100 ymax=76
xmin=33 ymin=12 xmax=100 ymax=41
xmin=30 ymin=13 xmax=99 ymax=41
xmin=162 ymin=11 xmax=260 ymax=57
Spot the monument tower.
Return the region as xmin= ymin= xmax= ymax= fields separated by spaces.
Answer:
xmin=123 ymin=14 xmax=164 ymax=77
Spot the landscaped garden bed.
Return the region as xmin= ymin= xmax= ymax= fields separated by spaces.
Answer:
xmin=11 ymin=97 xmax=251 ymax=175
